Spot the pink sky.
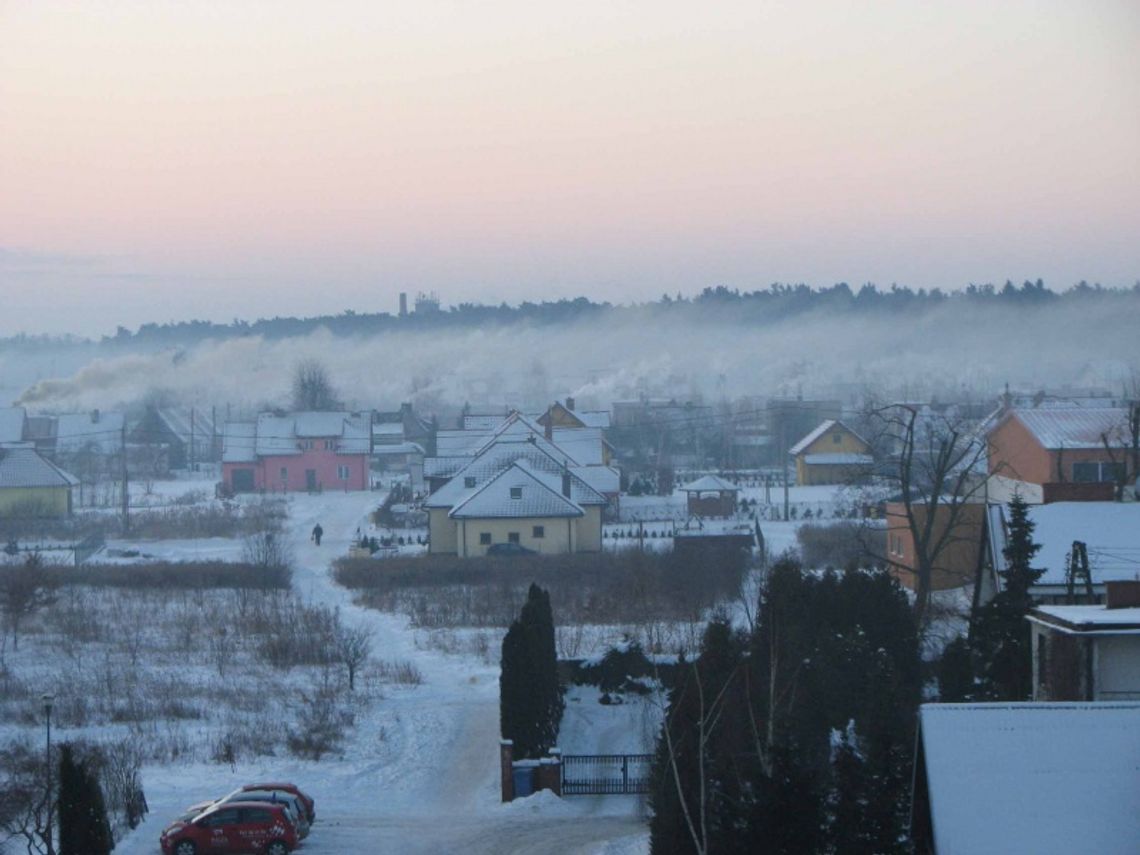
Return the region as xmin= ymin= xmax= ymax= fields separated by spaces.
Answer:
xmin=2 ymin=0 xmax=1138 ymax=335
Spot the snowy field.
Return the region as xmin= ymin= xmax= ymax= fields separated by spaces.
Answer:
xmin=6 ymin=491 xmax=653 ymax=854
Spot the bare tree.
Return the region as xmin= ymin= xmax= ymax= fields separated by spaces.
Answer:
xmin=0 ymin=553 xmax=58 ymax=651
xmin=334 ymin=623 xmax=372 ymax=691
xmin=241 ymin=531 xmax=293 ymax=586
xmin=291 ymin=359 xmax=339 ymax=411
xmin=1099 ymin=400 xmax=1140 ymax=501
xmin=866 ymin=403 xmax=990 ymax=626
xmin=0 ymin=739 xmax=52 ymax=855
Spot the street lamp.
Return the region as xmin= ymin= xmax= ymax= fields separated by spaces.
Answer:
xmin=42 ymin=693 xmax=55 ymax=855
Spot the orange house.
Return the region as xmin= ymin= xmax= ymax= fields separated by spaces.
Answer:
xmin=986 ymin=407 xmax=1129 ymax=503
xmin=885 ymin=501 xmax=987 ymax=592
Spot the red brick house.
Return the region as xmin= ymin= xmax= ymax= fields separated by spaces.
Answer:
xmin=986 ymin=407 xmax=1131 ymax=503
xmin=222 ymin=412 xmax=371 ymax=493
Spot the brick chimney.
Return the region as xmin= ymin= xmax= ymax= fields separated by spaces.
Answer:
xmin=1105 ymin=580 xmax=1140 ymax=609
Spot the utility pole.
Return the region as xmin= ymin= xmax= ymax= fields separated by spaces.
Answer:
xmin=190 ymin=407 xmax=196 ymax=472
xmin=121 ymin=421 xmax=130 ymax=532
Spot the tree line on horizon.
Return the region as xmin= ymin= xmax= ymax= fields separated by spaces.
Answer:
xmin=3 ymin=278 xmax=1138 ymax=350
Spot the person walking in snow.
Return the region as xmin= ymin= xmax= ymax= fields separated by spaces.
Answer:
xmin=311 ymin=523 xmax=323 ymax=546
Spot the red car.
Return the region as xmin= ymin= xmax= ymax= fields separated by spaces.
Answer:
xmin=242 ymin=782 xmax=315 ymax=823
xmin=159 ymin=801 xmax=297 ymax=855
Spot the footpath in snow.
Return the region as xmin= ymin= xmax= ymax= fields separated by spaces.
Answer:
xmin=115 ymin=491 xmax=649 ymax=855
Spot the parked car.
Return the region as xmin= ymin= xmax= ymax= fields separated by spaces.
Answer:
xmin=159 ymin=801 xmax=297 ymax=855
xmin=216 ymin=789 xmax=309 ymax=839
xmin=486 ymin=542 xmax=536 ymax=556
xmin=242 ymin=782 xmax=315 ymax=823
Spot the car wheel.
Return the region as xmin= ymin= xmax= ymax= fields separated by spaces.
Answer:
xmin=265 ymin=841 xmax=289 ymax=855
xmin=174 ymin=841 xmax=196 ymax=855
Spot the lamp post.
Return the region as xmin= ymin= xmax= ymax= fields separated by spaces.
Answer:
xmin=42 ymin=692 xmax=55 ymax=855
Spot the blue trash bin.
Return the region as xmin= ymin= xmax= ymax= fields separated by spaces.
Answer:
xmin=512 ymin=764 xmax=536 ymax=798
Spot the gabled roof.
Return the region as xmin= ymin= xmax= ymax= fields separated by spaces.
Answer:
xmin=435 ymin=430 xmax=492 ymax=457
xmin=449 ymin=461 xmax=584 ymax=519
xmin=788 ymin=419 xmax=868 ymax=456
xmin=155 ymin=407 xmax=216 ymax=446
xmin=222 ymin=422 xmax=257 ymax=463
xmin=1029 ymin=604 xmax=1140 ymax=634
xmin=0 ymin=447 xmax=80 ymax=488
xmin=426 ymin=436 xmax=604 ymax=509
xmin=991 ymin=502 xmax=1140 ymax=589
xmin=224 ymin=412 xmax=370 ymax=461
xmin=680 ymin=475 xmax=738 ymax=493
xmin=916 ymin=702 xmax=1140 ymax=855
xmin=550 ymin=427 xmax=610 ymax=466
xmin=1000 ymin=407 xmax=1130 ymax=450
xmin=54 ymin=411 xmax=125 ymax=454
xmin=0 ymin=408 xmax=26 ymax=444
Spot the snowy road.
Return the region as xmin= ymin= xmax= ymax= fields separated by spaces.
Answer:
xmin=116 ymin=492 xmax=650 ymax=854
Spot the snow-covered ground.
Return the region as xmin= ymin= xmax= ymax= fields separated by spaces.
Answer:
xmin=92 ymin=491 xmax=652 ymax=854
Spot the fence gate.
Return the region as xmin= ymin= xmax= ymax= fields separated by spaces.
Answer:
xmin=561 ymin=753 xmax=653 ymax=795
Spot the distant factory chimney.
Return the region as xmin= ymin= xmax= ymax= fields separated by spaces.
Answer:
xmin=399 ymin=292 xmax=408 ymax=317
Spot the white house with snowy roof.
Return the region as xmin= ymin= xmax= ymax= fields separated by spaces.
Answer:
xmin=424 ymin=424 xmax=612 ymax=556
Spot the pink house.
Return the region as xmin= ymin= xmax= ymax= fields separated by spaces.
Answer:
xmin=222 ymin=412 xmax=371 ymax=493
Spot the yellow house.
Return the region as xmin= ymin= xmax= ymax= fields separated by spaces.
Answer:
xmin=0 ymin=447 xmax=80 ymax=517
xmin=789 ymin=420 xmax=874 ymax=486
xmin=427 ymin=455 xmax=607 ymax=556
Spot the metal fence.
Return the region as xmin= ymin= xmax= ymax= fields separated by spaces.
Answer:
xmin=561 ymin=753 xmax=654 ymax=795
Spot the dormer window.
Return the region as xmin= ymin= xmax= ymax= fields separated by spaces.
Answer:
xmin=510 ymin=487 xmax=522 ymax=499
xmin=464 ymin=476 xmax=476 ymax=488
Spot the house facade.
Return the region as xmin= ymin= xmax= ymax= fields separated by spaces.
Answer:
xmin=1027 ymin=582 xmax=1140 ymax=702
xmin=0 ymin=447 xmax=80 ymax=517
xmin=424 ymin=421 xmax=610 ymax=556
xmin=789 ymin=419 xmax=873 ymax=486
xmin=222 ymin=412 xmax=371 ymax=493
xmin=886 ymin=501 xmax=987 ymax=592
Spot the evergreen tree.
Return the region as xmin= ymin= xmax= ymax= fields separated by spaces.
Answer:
xmin=58 ymin=744 xmax=113 ymax=855
xmin=499 ymin=584 xmax=563 ymax=759
xmin=971 ymin=494 xmax=1043 ymax=699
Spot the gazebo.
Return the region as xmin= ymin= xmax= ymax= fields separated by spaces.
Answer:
xmin=680 ymin=475 xmax=739 ymax=518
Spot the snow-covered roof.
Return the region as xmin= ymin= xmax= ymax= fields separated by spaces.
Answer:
xmin=788 ymin=419 xmax=869 ymax=456
xmin=550 ymin=428 xmax=606 ymax=466
xmin=155 ymin=407 xmax=216 ymax=446
xmin=0 ymin=447 xmax=80 ymax=488
xmin=435 ymin=430 xmax=490 ymax=457
xmin=918 ymin=702 xmax=1140 ymax=855
xmin=0 ymin=408 xmax=26 ymax=444
xmin=225 ymin=413 xmax=369 ymax=461
xmin=462 ymin=414 xmax=506 ymax=431
xmin=565 ymin=408 xmax=611 ymax=429
xmin=680 ymin=475 xmax=738 ymax=493
xmin=1026 ymin=502 xmax=1140 ymax=587
xmin=1028 ymin=604 xmax=1140 ymax=633
xmin=801 ymin=453 xmax=873 ymax=465
xmin=426 ymin=437 xmax=604 ymax=510
xmin=372 ymin=441 xmax=424 ymax=456
xmin=222 ymin=422 xmax=257 ymax=463
xmin=372 ymin=422 xmax=405 ymax=437
xmin=423 ymin=456 xmax=471 ymax=478
xmin=54 ymin=411 xmax=125 ymax=454
xmin=570 ymin=465 xmax=620 ymax=495
xmin=1006 ymin=407 xmax=1130 ymax=450
xmin=449 ymin=461 xmax=584 ymax=519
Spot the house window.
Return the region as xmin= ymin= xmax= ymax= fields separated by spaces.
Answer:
xmin=480 ymin=532 xmax=492 ymax=545
xmin=337 ymin=464 xmax=350 ymax=480
xmin=510 ymin=487 xmax=523 ymax=499
xmin=508 ymin=532 xmax=520 ymax=544
xmin=832 ymin=433 xmax=843 ymax=444
xmin=532 ymin=525 xmax=545 ymax=539
xmin=464 ymin=476 xmax=476 ymax=488
xmin=1072 ymin=461 xmax=1124 ymax=483
xmin=324 ymin=439 xmax=335 ymax=450
xmin=301 ymin=439 xmax=314 ymax=450
xmin=279 ymin=466 xmax=288 ymax=482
